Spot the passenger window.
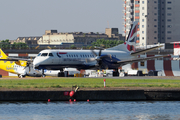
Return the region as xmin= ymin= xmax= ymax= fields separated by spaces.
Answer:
xmin=49 ymin=53 xmax=53 ymax=57
xmin=41 ymin=53 xmax=48 ymax=56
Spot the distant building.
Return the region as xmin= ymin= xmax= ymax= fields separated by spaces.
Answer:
xmin=10 ymin=28 xmax=125 ymax=48
xmin=13 ymin=36 xmax=41 ymax=45
xmin=37 ymin=29 xmax=124 ymax=47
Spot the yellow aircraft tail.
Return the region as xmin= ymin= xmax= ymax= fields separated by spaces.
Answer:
xmin=0 ymin=49 xmax=8 ymax=59
xmin=0 ymin=49 xmax=27 ymax=67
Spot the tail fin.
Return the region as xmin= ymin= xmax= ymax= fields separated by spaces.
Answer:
xmin=0 ymin=49 xmax=8 ymax=59
xmin=107 ymin=21 xmax=139 ymax=52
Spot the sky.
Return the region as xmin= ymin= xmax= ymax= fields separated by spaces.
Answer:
xmin=0 ymin=0 xmax=123 ymax=40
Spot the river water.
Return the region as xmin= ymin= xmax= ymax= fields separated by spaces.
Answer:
xmin=0 ymin=101 xmax=180 ymax=120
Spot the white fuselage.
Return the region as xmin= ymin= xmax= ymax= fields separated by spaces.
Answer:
xmin=33 ymin=49 xmax=135 ymax=70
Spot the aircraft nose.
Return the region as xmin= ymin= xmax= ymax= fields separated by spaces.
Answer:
xmin=33 ymin=58 xmax=40 ymax=68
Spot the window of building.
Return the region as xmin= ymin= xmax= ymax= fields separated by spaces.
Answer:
xmin=167 ymin=19 xmax=171 ymax=22
xmin=167 ymin=7 xmax=172 ymax=10
xmin=167 ymin=25 xmax=172 ymax=28
xmin=167 ymin=31 xmax=171 ymax=34
xmin=154 ymin=7 xmax=157 ymax=9
xmin=167 ymin=1 xmax=172 ymax=4
xmin=154 ymin=31 xmax=157 ymax=33
xmin=142 ymin=1 xmax=144 ymax=4
xmin=154 ymin=19 xmax=157 ymax=21
xmin=142 ymin=7 xmax=144 ymax=10
xmin=142 ymin=19 xmax=144 ymax=22
xmin=142 ymin=37 xmax=144 ymax=40
xmin=135 ymin=13 xmax=139 ymax=16
xmin=154 ymin=1 xmax=157 ymax=3
xmin=167 ymin=37 xmax=171 ymax=39
xmin=154 ymin=37 xmax=157 ymax=39
xmin=154 ymin=13 xmax=157 ymax=15
xmin=142 ymin=31 xmax=144 ymax=34
xmin=154 ymin=25 xmax=157 ymax=27
xmin=141 ymin=62 xmax=144 ymax=66
xmin=142 ymin=25 xmax=144 ymax=28
xmin=142 ymin=13 xmax=144 ymax=16
xmin=167 ymin=13 xmax=172 ymax=16
xmin=135 ymin=1 xmax=140 ymax=4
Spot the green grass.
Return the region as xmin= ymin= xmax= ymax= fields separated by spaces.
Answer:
xmin=0 ymin=78 xmax=180 ymax=89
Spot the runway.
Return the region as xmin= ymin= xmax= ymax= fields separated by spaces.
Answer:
xmin=2 ymin=76 xmax=180 ymax=80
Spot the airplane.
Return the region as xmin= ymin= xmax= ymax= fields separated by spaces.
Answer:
xmin=0 ymin=49 xmax=43 ymax=78
xmin=0 ymin=49 xmax=80 ymax=78
xmin=32 ymin=21 xmax=169 ymax=77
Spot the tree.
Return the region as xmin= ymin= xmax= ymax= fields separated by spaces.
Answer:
xmin=91 ymin=39 xmax=124 ymax=48
xmin=70 ymin=45 xmax=76 ymax=49
xmin=0 ymin=39 xmax=11 ymax=49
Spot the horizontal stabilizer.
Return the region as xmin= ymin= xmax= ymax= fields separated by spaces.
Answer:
xmin=131 ymin=45 xmax=163 ymax=56
xmin=117 ymin=54 xmax=169 ymax=66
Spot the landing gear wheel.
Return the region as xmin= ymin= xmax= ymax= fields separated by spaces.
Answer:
xmin=58 ymin=72 xmax=65 ymax=77
xmin=42 ymin=74 xmax=46 ymax=77
xmin=18 ymin=74 xmax=25 ymax=78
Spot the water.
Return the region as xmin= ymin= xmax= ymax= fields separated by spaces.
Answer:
xmin=0 ymin=101 xmax=180 ymax=120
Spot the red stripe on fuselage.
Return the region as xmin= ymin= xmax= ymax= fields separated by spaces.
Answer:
xmin=58 ymin=52 xmax=67 ymax=54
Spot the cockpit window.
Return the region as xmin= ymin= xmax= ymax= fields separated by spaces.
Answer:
xmin=37 ymin=53 xmax=41 ymax=56
xmin=49 ymin=53 xmax=53 ymax=57
xmin=41 ymin=53 xmax=48 ymax=56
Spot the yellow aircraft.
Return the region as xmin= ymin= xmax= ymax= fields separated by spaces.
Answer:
xmin=0 ymin=49 xmax=42 ymax=78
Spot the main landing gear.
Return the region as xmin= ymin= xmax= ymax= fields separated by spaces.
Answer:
xmin=58 ymin=69 xmax=65 ymax=77
xmin=18 ymin=74 xmax=25 ymax=78
xmin=41 ymin=69 xmax=46 ymax=77
xmin=113 ymin=69 xmax=119 ymax=77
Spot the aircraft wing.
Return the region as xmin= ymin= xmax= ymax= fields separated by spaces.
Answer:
xmin=116 ymin=55 xmax=169 ymax=66
xmin=0 ymin=57 xmax=32 ymax=62
xmin=131 ymin=45 xmax=163 ymax=56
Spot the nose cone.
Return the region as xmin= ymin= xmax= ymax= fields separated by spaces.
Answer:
xmin=33 ymin=58 xmax=40 ymax=69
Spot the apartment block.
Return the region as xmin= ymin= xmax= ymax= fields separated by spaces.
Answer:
xmin=123 ymin=0 xmax=180 ymax=47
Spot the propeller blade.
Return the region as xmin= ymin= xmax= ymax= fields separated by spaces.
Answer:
xmin=29 ymin=65 xmax=31 ymax=73
xmin=91 ymin=49 xmax=97 ymax=56
xmin=99 ymin=49 xmax=102 ymax=56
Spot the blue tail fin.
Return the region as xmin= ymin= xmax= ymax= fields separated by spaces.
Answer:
xmin=107 ymin=21 xmax=139 ymax=52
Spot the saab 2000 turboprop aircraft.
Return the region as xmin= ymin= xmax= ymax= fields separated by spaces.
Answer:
xmin=32 ymin=21 xmax=168 ymax=77
xmin=0 ymin=49 xmax=42 ymax=78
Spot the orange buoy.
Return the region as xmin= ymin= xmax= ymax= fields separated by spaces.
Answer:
xmin=48 ymin=99 xmax=50 ymax=102
xmin=74 ymin=99 xmax=76 ymax=102
xmin=69 ymin=91 xmax=75 ymax=97
xmin=87 ymin=99 xmax=89 ymax=102
xmin=69 ymin=99 xmax=72 ymax=102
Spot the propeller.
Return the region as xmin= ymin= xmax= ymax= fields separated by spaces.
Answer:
xmin=23 ymin=57 xmax=33 ymax=73
xmin=85 ymin=48 xmax=112 ymax=69
xmin=24 ymin=62 xmax=31 ymax=72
